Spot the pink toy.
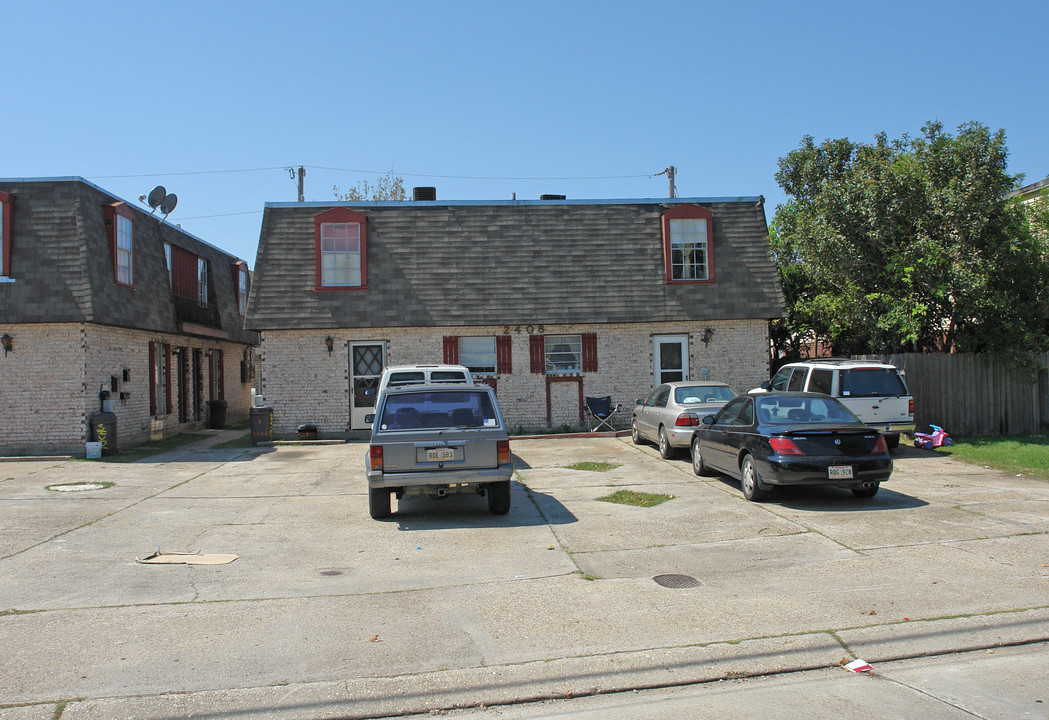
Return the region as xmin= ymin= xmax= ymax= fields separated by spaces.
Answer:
xmin=914 ymin=424 xmax=952 ymax=450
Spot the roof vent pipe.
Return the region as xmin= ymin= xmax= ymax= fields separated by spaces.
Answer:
xmin=413 ymin=186 xmax=436 ymax=201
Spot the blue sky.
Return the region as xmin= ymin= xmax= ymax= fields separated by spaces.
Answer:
xmin=5 ymin=1 xmax=1047 ymax=267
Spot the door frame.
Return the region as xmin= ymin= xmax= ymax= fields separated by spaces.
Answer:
xmin=349 ymin=341 xmax=386 ymax=430
xmin=653 ymin=334 xmax=689 ymax=386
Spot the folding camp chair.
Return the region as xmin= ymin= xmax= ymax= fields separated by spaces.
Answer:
xmin=584 ymin=396 xmax=622 ymax=432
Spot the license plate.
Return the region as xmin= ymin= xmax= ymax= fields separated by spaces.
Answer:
xmin=828 ymin=465 xmax=853 ymax=479
xmin=426 ymin=448 xmax=455 ymax=462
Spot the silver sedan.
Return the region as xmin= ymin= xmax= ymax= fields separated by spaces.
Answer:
xmin=631 ymin=381 xmax=739 ymax=458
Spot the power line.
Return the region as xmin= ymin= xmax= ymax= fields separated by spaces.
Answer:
xmin=89 ymin=165 xmax=661 ymax=182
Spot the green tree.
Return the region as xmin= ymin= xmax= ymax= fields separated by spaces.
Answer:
xmin=333 ymin=171 xmax=406 ymax=201
xmin=771 ymin=121 xmax=1049 ymax=361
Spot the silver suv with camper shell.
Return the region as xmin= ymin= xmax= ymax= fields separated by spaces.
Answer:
xmin=752 ymin=359 xmax=914 ymax=448
xmin=364 ymin=382 xmax=513 ymax=519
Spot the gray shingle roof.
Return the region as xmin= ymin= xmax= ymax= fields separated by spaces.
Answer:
xmin=246 ymin=198 xmax=785 ymax=330
xmin=0 ymin=178 xmax=257 ymax=345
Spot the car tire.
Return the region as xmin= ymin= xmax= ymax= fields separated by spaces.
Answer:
xmin=740 ymin=455 xmax=769 ymax=501
xmin=691 ymin=436 xmax=710 ymax=476
xmin=852 ymin=483 xmax=880 ymax=498
xmin=658 ymin=428 xmax=674 ymax=459
xmin=631 ymin=420 xmax=643 ymax=445
xmin=369 ymin=486 xmax=392 ymax=519
xmin=487 ymin=480 xmax=511 ymax=515
xmin=886 ymin=434 xmax=900 ymax=450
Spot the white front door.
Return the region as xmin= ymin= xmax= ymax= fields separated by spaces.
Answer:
xmin=653 ymin=335 xmax=689 ymax=386
xmin=350 ymin=342 xmax=385 ymax=430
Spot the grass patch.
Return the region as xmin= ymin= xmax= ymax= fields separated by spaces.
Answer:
xmin=595 ymin=489 xmax=673 ymax=507
xmin=75 ymin=433 xmax=206 ymax=463
xmin=565 ymin=461 xmax=620 ymax=472
xmin=939 ymin=434 xmax=1049 ymax=480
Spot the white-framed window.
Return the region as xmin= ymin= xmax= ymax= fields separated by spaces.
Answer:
xmin=320 ymin=221 xmax=362 ymax=287
xmin=164 ymin=243 xmax=172 ymax=287
xmin=116 ymin=214 xmax=133 ymax=285
xmin=544 ymin=334 xmax=582 ymax=374
xmin=459 ymin=336 xmax=497 ymax=374
xmin=668 ymin=217 xmax=708 ymax=281
xmin=237 ymin=265 xmax=249 ymax=315
xmin=197 ymin=257 xmax=209 ymax=307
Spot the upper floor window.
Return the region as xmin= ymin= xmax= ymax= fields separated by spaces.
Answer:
xmin=459 ymin=336 xmax=497 ymax=375
xmin=314 ymin=207 xmax=368 ymax=290
xmin=662 ymin=204 xmax=714 ymax=283
xmin=238 ymin=265 xmax=249 ymax=315
xmin=164 ymin=243 xmax=172 ymax=287
xmin=197 ymin=257 xmax=209 ymax=307
xmin=0 ymin=191 xmax=11 ymax=277
xmin=104 ymin=201 xmax=136 ymax=287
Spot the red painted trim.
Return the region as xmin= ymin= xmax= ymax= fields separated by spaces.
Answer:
xmin=164 ymin=344 xmax=173 ymax=414
xmin=313 ymin=207 xmax=368 ymax=291
xmin=581 ymin=333 xmax=598 ymax=372
xmin=208 ymin=352 xmax=216 ymax=403
xmin=529 ymin=335 xmax=545 ymax=373
xmin=661 ymin=203 xmax=715 ymax=284
xmin=0 ymin=191 xmax=12 ymax=276
xmin=149 ymin=342 xmax=157 ymax=415
xmin=545 ymin=375 xmax=585 ymax=425
xmin=218 ymin=349 xmax=224 ymax=400
xmin=103 ymin=201 xmax=136 ymax=288
xmin=443 ymin=336 xmax=459 ymax=364
xmin=496 ymin=335 xmax=512 ymax=374
xmin=478 ymin=377 xmax=498 ymax=395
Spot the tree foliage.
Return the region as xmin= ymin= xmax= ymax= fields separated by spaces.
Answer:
xmin=771 ymin=121 xmax=1049 ymax=362
xmin=333 ymin=171 xmax=406 ymax=201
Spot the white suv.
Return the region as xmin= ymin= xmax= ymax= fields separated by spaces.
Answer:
xmin=752 ymin=359 xmax=914 ymax=448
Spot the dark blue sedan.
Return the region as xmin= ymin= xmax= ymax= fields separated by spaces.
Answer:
xmin=690 ymin=392 xmax=893 ymax=501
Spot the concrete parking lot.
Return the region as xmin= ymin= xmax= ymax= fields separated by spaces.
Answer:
xmin=1 ymin=432 xmax=1047 ymax=719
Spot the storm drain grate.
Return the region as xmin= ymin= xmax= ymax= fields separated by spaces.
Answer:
xmin=653 ymin=574 xmax=700 ymax=589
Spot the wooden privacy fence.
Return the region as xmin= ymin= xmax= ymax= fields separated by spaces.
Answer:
xmin=864 ymin=353 xmax=1049 ymax=437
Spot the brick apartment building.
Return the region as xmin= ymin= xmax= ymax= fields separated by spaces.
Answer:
xmin=246 ymin=191 xmax=785 ymax=438
xmin=0 ymin=178 xmax=258 ymax=455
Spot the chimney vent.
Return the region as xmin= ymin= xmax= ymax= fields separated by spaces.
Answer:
xmin=413 ymin=186 xmax=437 ymax=201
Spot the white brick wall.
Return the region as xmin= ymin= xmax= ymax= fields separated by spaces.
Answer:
xmin=257 ymin=321 xmax=771 ymax=437
xmin=0 ymin=322 xmax=254 ymax=455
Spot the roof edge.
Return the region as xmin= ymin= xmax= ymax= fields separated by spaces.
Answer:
xmin=264 ymin=196 xmax=764 ymax=209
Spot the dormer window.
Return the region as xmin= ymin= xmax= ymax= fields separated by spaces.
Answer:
xmin=104 ymin=202 xmax=136 ymax=287
xmin=662 ymin=204 xmax=714 ymax=283
xmin=314 ymin=207 xmax=368 ymax=290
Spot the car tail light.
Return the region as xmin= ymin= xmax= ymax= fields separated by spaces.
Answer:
xmin=497 ymin=439 xmax=511 ymax=466
xmin=675 ymin=412 xmax=699 ymax=427
xmin=769 ymin=437 xmax=804 ymax=455
xmin=872 ymin=436 xmax=889 ymax=454
xmin=369 ymin=445 xmax=384 ymax=471
xmin=908 ymin=399 xmax=914 ymax=416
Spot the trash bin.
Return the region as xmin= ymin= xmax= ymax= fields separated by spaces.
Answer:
xmin=208 ymin=399 xmax=228 ymax=429
xmin=297 ymin=423 xmax=318 ymax=440
xmin=250 ymin=406 xmax=273 ymax=445
xmin=90 ymin=411 xmax=118 ymax=456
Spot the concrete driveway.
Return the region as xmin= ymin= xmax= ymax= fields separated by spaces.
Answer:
xmin=1 ymin=432 xmax=1047 ymax=719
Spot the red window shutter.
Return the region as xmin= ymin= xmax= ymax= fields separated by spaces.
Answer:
xmin=443 ymin=336 xmax=459 ymax=364
xmin=208 ymin=353 xmax=216 ymax=403
xmin=218 ymin=349 xmax=225 ymax=400
xmin=164 ymin=344 xmax=173 ymax=414
xmin=529 ymin=335 xmax=545 ymax=374
xmin=582 ymin=333 xmax=598 ymax=372
xmin=496 ymin=335 xmax=512 ymax=375
xmin=149 ymin=342 xmax=157 ymax=415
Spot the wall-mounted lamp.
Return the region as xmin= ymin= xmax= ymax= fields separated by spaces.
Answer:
xmin=1 ymin=333 xmax=12 ymax=356
xmin=702 ymin=328 xmax=715 ymax=346
xmin=324 ymin=336 xmax=334 ymax=355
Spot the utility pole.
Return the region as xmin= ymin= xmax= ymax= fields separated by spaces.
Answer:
xmin=297 ymin=166 xmax=306 ymax=202
xmin=666 ymin=165 xmax=677 ymax=198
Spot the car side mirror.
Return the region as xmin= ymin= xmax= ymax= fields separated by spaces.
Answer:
xmin=364 ymin=414 xmax=375 ymax=424
xmin=760 ymin=381 xmax=770 ymax=390
xmin=635 ymin=398 xmax=644 ymax=405
xmin=702 ymin=415 xmax=716 ymax=425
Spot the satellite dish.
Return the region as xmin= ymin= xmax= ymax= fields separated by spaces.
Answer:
xmin=159 ymin=193 xmax=178 ymax=217
xmin=147 ymin=186 xmax=166 ymax=209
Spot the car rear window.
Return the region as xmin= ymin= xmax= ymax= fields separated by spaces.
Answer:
xmin=429 ymin=371 xmax=469 ymax=383
xmin=675 ymin=386 xmax=737 ymax=404
xmin=387 ymin=372 xmax=425 ymax=386
xmin=757 ymin=397 xmax=860 ymax=424
xmin=379 ymin=390 xmax=498 ymax=430
xmin=840 ymin=369 xmax=907 ymax=397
